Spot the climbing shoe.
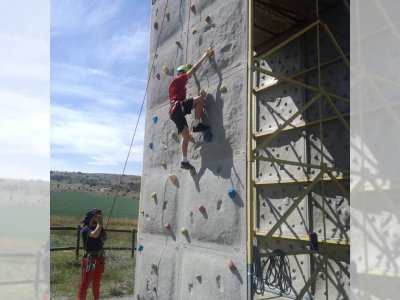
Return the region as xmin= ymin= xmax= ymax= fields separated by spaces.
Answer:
xmin=193 ymin=123 xmax=210 ymax=133
xmin=181 ymin=161 xmax=194 ymax=170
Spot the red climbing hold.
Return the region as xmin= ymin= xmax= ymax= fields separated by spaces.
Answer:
xmin=205 ymin=16 xmax=211 ymax=23
xmin=154 ymin=22 xmax=159 ymax=30
xmin=164 ymin=223 xmax=171 ymax=229
xmin=190 ymin=5 xmax=196 ymax=13
xmin=160 ymin=161 xmax=167 ymax=168
xmin=175 ymin=41 xmax=181 ymax=47
xmin=198 ymin=205 xmax=206 ymax=214
xmin=140 ymin=210 xmax=144 ymax=215
xmin=156 ymin=73 xmax=160 ymax=80
xmin=227 ymin=259 xmax=235 ymax=270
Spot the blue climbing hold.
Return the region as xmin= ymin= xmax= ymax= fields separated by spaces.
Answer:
xmin=152 ymin=116 xmax=158 ymax=124
xmin=203 ymin=131 xmax=213 ymax=143
xmin=227 ymin=187 xmax=236 ymax=198
xmin=149 ymin=142 xmax=154 ymax=150
xmin=138 ymin=244 xmax=144 ymax=252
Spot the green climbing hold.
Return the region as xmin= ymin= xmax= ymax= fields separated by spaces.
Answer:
xmin=151 ymin=192 xmax=157 ymax=198
xmin=151 ymin=263 xmax=158 ymax=272
xmin=220 ymin=85 xmax=227 ymax=93
xmin=181 ymin=227 xmax=188 ymax=235
xmin=192 ymin=29 xmax=197 ymax=35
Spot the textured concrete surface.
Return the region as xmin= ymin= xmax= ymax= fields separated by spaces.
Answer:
xmin=135 ymin=0 xmax=247 ymax=299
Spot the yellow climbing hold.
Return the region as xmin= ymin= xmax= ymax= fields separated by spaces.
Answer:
xmin=151 ymin=192 xmax=157 ymax=198
xmin=199 ymin=89 xmax=206 ymax=97
xmin=162 ymin=65 xmax=169 ymax=74
xmin=168 ymin=174 xmax=177 ymax=183
xmin=164 ymin=11 xmax=170 ymax=20
xmin=170 ymin=130 xmax=177 ymax=137
xmin=220 ymin=85 xmax=227 ymax=93
xmin=207 ymin=47 xmax=214 ymax=56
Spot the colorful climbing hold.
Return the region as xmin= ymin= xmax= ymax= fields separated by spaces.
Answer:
xmin=138 ymin=244 xmax=144 ymax=252
xmin=190 ymin=167 xmax=196 ymax=176
xmin=203 ymin=131 xmax=213 ymax=143
xmin=140 ymin=209 xmax=145 ymax=215
xmin=149 ymin=142 xmax=154 ymax=150
xmin=196 ymin=274 xmax=202 ymax=280
xmin=227 ymin=259 xmax=235 ymax=270
xmin=152 ymin=116 xmax=158 ymax=124
xmin=192 ymin=29 xmax=197 ymax=35
xmin=198 ymin=205 xmax=206 ymax=214
xmin=151 ymin=263 xmax=158 ymax=272
xmin=164 ymin=11 xmax=170 ymax=20
xmin=162 ymin=65 xmax=169 ymax=74
xmin=190 ymin=4 xmax=196 ymax=13
xmin=160 ymin=161 xmax=167 ymax=168
xmin=151 ymin=192 xmax=157 ymax=198
xmin=205 ymin=16 xmax=211 ymax=23
xmin=207 ymin=47 xmax=214 ymax=56
xmin=168 ymin=174 xmax=177 ymax=183
xmin=164 ymin=223 xmax=171 ymax=229
xmin=199 ymin=89 xmax=207 ymax=97
xmin=175 ymin=41 xmax=181 ymax=47
xmin=154 ymin=22 xmax=159 ymax=30
xmin=156 ymin=73 xmax=160 ymax=80
xmin=181 ymin=227 xmax=188 ymax=235
xmin=170 ymin=130 xmax=177 ymax=137
xmin=220 ymin=85 xmax=227 ymax=93
xmin=227 ymin=187 xmax=236 ymax=198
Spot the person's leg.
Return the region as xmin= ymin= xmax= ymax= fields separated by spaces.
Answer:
xmin=181 ymin=126 xmax=190 ymax=160
xmin=192 ymin=95 xmax=204 ymax=120
xmin=91 ymin=257 xmax=104 ymax=300
xmin=77 ymin=258 xmax=93 ymax=300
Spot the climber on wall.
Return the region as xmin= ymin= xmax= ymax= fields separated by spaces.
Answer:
xmin=169 ymin=49 xmax=213 ymax=170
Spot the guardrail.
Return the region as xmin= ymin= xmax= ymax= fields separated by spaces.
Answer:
xmin=50 ymin=226 xmax=137 ymax=260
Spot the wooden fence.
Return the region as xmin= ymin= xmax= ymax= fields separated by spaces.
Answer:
xmin=50 ymin=226 xmax=138 ymax=260
xmin=0 ymin=251 xmax=46 ymax=297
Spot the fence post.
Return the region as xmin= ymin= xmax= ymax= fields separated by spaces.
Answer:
xmin=76 ymin=225 xmax=81 ymax=260
xmin=35 ymin=250 xmax=40 ymax=298
xmin=131 ymin=229 xmax=136 ymax=258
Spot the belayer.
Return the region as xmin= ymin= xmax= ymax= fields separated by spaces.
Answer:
xmin=77 ymin=208 xmax=107 ymax=300
xmin=169 ymin=49 xmax=213 ymax=170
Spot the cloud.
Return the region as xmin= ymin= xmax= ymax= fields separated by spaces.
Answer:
xmin=51 ymin=104 xmax=145 ymax=173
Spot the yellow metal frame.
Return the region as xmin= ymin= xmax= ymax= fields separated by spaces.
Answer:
xmin=247 ymin=0 xmax=350 ymax=298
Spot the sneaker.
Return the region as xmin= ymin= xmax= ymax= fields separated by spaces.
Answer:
xmin=193 ymin=123 xmax=210 ymax=132
xmin=181 ymin=161 xmax=194 ymax=170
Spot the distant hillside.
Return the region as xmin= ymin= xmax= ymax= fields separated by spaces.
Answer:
xmin=50 ymin=171 xmax=141 ymax=197
xmin=0 ymin=178 xmax=48 ymax=205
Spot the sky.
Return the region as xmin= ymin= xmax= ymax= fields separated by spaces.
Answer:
xmin=0 ymin=0 xmax=49 ymax=180
xmin=51 ymin=0 xmax=150 ymax=176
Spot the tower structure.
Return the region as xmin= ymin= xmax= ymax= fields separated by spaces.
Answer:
xmin=135 ymin=1 xmax=349 ymax=299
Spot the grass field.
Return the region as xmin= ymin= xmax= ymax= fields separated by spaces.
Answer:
xmin=50 ymin=191 xmax=139 ymax=222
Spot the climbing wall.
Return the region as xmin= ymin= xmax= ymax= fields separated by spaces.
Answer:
xmin=254 ymin=3 xmax=350 ymax=299
xmin=134 ymin=0 xmax=248 ymax=299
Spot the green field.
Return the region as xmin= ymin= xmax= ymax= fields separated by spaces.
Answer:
xmin=50 ymin=191 xmax=140 ymax=220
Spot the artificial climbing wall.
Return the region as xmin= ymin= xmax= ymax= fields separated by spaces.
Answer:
xmin=135 ymin=1 xmax=248 ymax=299
xmin=254 ymin=3 xmax=350 ymax=299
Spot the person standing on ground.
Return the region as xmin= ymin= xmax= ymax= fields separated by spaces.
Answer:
xmin=169 ymin=49 xmax=213 ymax=170
xmin=77 ymin=208 xmax=107 ymax=300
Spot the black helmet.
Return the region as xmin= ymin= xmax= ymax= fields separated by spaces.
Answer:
xmin=81 ymin=208 xmax=102 ymax=225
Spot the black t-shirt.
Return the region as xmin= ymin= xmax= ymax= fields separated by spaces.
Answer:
xmin=81 ymin=225 xmax=105 ymax=252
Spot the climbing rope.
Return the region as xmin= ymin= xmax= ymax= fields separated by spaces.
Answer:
xmin=264 ymin=249 xmax=292 ymax=295
xmin=185 ymin=0 xmax=192 ymax=64
xmin=253 ymin=248 xmax=292 ymax=295
xmin=105 ymin=0 xmax=170 ymax=229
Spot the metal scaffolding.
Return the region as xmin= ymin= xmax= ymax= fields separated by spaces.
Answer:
xmin=247 ymin=0 xmax=350 ymax=299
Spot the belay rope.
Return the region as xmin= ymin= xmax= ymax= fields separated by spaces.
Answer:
xmin=253 ymin=247 xmax=292 ymax=296
xmin=104 ymin=0 xmax=170 ymax=229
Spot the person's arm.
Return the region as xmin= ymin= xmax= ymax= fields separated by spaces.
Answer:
xmin=187 ymin=49 xmax=213 ymax=78
xmin=88 ymin=216 xmax=103 ymax=238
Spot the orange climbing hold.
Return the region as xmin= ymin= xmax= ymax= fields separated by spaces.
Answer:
xmin=205 ymin=16 xmax=211 ymax=23
xmin=227 ymin=259 xmax=235 ymax=270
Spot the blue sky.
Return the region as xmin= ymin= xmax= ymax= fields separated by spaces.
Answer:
xmin=51 ymin=0 xmax=150 ymax=175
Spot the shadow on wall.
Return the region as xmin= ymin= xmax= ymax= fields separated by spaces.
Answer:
xmin=191 ymin=54 xmax=243 ymax=193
